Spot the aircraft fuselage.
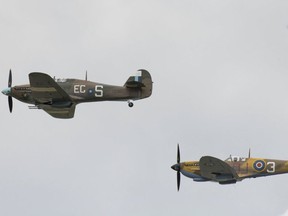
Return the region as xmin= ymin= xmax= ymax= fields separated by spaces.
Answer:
xmin=2 ymin=69 xmax=153 ymax=118
xmin=176 ymin=157 xmax=288 ymax=183
xmin=7 ymin=79 xmax=146 ymax=105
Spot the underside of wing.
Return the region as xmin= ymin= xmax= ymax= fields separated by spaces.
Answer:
xmin=199 ymin=156 xmax=239 ymax=184
xmin=38 ymin=104 xmax=76 ymax=119
xmin=29 ymin=72 xmax=71 ymax=103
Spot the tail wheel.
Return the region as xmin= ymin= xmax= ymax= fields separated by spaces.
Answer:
xmin=128 ymin=102 xmax=134 ymax=107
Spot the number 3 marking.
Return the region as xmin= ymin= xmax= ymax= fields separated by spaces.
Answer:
xmin=267 ymin=162 xmax=275 ymax=173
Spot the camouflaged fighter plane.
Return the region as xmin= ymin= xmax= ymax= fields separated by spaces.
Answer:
xmin=2 ymin=69 xmax=153 ymax=119
xmin=171 ymin=145 xmax=288 ymax=190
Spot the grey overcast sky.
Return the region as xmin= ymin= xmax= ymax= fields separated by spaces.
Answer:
xmin=1 ymin=0 xmax=288 ymax=215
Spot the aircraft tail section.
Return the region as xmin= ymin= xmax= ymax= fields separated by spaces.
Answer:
xmin=124 ymin=69 xmax=153 ymax=98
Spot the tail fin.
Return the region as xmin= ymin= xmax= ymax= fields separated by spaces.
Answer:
xmin=124 ymin=69 xmax=153 ymax=98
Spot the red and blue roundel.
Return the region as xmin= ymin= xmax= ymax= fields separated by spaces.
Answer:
xmin=253 ymin=160 xmax=266 ymax=171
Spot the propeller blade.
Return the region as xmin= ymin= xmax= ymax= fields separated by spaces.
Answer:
xmin=8 ymin=69 xmax=12 ymax=87
xmin=177 ymin=144 xmax=180 ymax=164
xmin=8 ymin=96 xmax=13 ymax=113
xmin=177 ymin=171 xmax=181 ymax=191
xmin=176 ymin=144 xmax=181 ymax=191
xmin=7 ymin=70 xmax=13 ymax=113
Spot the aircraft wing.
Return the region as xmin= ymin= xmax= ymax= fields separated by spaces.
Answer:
xmin=29 ymin=72 xmax=71 ymax=103
xmin=199 ymin=156 xmax=239 ymax=184
xmin=38 ymin=104 xmax=76 ymax=119
xmin=29 ymin=72 xmax=75 ymax=118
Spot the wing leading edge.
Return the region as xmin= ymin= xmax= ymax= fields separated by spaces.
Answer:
xmin=199 ymin=156 xmax=239 ymax=184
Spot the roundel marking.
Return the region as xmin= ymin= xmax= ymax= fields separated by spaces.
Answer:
xmin=253 ymin=160 xmax=266 ymax=171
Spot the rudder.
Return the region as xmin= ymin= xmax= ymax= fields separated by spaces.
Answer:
xmin=124 ymin=69 xmax=153 ymax=99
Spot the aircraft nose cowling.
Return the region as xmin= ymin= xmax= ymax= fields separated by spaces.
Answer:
xmin=171 ymin=164 xmax=180 ymax=172
xmin=2 ymin=87 xmax=11 ymax=95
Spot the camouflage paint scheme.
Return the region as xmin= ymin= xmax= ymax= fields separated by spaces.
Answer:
xmin=171 ymin=146 xmax=288 ymax=187
xmin=2 ymin=69 xmax=152 ymax=118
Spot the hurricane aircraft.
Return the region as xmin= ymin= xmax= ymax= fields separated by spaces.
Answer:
xmin=2 ymin=69 xmax=153 ymax=119
xmin=171 ymin=144 xmax=288 ymax=190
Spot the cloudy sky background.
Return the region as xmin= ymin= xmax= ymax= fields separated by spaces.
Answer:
xmin=1 ymin=0 xmax=288 ymax=215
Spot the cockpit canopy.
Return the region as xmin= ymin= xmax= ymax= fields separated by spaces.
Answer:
xmin=54 ymin=78 xmax=67 ymax=83
xmin=225 ymin=155 xmax=247 ymax=162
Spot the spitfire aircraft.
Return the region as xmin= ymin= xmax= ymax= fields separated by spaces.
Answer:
xmin=171 ymin=145 xmax=288 ymax=190
xmin=2 ymin=69 xmax=152 ymax=119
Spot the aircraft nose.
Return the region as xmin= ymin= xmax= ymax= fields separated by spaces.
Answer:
xmin=171 ymin=164 xmax=180 ymax=172
xmin=2 ymin=87 xmax=11 ymax=95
